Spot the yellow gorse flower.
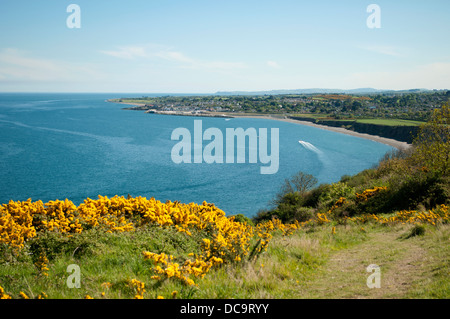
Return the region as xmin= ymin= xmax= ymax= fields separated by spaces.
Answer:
xmin=355 ymin=186 xmax=387 ymax=202
xmin=345 ymin=204 xmax=449 ymax=226
xmin=130 ymin=279 xmax=145 ymax=299
xmin=0 ymin=286 xmax=12 ymax=299
xmin=19 ymin=291 xmax=29 ymax=299
xmin=34 ymin=253 xmax=49 ymax=277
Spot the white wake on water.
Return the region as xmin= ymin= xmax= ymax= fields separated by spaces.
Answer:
xmin=298 ymin=140 xmax=323 ymax=154
xmin=298 ymin=140 xmax=331 ymax=180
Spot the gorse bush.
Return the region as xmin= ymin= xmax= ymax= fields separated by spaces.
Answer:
xmin=0 ymin=195 xmax=302 ymax=298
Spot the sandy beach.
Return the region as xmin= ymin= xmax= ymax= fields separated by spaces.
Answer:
xmin=110 ymin=101 xmax=411 ymax=150
xmin=225 ymin=114 xmax=412 ymax=150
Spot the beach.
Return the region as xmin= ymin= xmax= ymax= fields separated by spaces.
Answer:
xmin=230 ymin=114 xmax=412 ymax=150
xmin=110 ymin=100 xmax=412 ymax=150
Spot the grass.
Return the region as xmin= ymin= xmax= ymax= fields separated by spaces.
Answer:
xmin=3 ymin=220 xmax=446 ymax=299
xmin=287 ymin=115 xmax=425 ymax=127
xmin=0 ymin=225 xmax=203 ymax=299
xmin=195 ymin=222 xmax=447 ymax=299
xmin=354 ymin=118 xmax=424 ymax=126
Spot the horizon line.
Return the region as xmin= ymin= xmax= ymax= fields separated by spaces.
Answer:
xmin=0 ymin=87 xmax=448 ymax=95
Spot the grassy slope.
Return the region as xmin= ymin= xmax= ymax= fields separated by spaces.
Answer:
xmin=1 ymin=221 xmax=447 ymax=299
xmin=196 ymin=223 xmax=448 ymax=299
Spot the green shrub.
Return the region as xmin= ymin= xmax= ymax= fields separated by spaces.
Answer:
xmin=403 ymin=224 xmax=426 ymax=239
xmin=28 ymin=230 xmax=98 ymax=262
xmin=317 ymin=182 xmax=355 ymax=209
xmin=389 ymin=172 xmax=449 ymax=211
xmin=230 ymin=214 xmax=254 ymax=226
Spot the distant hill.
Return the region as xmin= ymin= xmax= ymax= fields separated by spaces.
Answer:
xmin=215 ymin=88 xmax=432 ymax=96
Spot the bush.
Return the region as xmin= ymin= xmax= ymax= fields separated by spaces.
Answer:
xmin=403 ymin=224 xmax=426 ymax=239
xmin=412 ymin=103 xmax=450 ymax=175
xmin=302 ymin=184 xmax=331 ymax=208
xmin=28 ymin=230 xmax=98 ymax=262
xmin=292 ymin=207 xmax=316 ymax=222
xmin=389 ymin=172 xmax=449 ymax=211
xmin=230 ymin=214 xmax=254 ymax=226
xmin=317 ymin=182 xmax=355 ymax=209
xmin=272 ymin=192 xmax=307 ymax=223
xmin=271 ymin=171 xmax=318 ymax=206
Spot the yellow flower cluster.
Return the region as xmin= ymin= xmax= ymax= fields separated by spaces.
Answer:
xmin=140 ymin=206 xmax=290 ymax=288
xmin=0 ymin=286 xmax=47 ymax=299
xmin=1 ymin=195 xmax=287 ymax=273
xmin=327 ymin=197 xmax=346 ymax=214
xmin=316 ymin=212 xmax=330 ymax=225
xmin=250 ymin=219 xmax=300 ymax=258
xmin=0 ymin=198 xmax=84 ymax=249
xmin=77 ymin=195 xmax=136 ymax=233
xmin=19 ymin=291 xmax=29 ymax=299
xmin=0 ymin=196 xmax=238 ymax=249
xmin=130 ymin=279 xmax=145 ymax=299
xmin=346 ymin=205 xmax=449 ymax=226
xmin=205 ymin=215 xmax=254 ymax=262
xmin=1 ymin=195 xmax=306 ymax=298
xmin=254 ymin=221 xmax=274 ymax=254
xmin=34 ymin=253 xmax=49 ymax=277
xmin=356 ymin=186 xmax=387 ymax=202
xmin=143 ymin=251 xmax=223 ymax=286
xmin=0 ymin=199 xmax=38 ymax=249
xmin=33 ymin=199 xmax=84 ymax=234
xmin=0 ymin=286 xmax=11 ymax=299
xmin=37 ymin=292 xmax=48 ymax=299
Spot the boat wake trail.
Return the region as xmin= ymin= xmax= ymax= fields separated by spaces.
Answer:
xmin=298 ymin=140 xmax=323 ymax=155
xmin=298 ymin=140 xmax=331 ymax=178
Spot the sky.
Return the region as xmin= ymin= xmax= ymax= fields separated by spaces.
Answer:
xmin=0 ymin=0 xmax=449 ymax=93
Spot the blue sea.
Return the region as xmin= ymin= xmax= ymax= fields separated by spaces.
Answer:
xmin=0 ymin=93 xmax=393 ymax=217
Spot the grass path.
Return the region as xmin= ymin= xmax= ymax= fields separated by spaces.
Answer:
xmin=304 ymin=227 xmax=430 ymax=298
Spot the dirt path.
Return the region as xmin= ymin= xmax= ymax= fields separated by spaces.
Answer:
xmin=305 ymin=229 xmax=428 ymax=298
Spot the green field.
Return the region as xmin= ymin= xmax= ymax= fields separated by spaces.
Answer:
xmin=355 ymin=119 xmax=424 ymax=126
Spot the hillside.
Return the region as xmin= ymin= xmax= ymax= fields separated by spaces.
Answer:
xmin=0 ymin=105 xmax=448 ymax=300
xmin=0 ymin=198 xmax=448 ymax=300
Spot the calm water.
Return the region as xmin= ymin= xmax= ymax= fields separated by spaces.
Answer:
xmin=0 ymin=93 xmax=393 ymax=217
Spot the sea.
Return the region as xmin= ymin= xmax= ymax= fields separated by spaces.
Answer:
xmin=0 ymin=93 xmax=393 ymax=217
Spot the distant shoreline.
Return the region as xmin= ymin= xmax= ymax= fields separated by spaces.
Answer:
xmin=230 ymin=114 xmax=411 ymax=150
xmin=109 ymin=100 xmax=411 ymax=150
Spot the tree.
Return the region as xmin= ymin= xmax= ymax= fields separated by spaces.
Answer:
xmin=412 ymin=103 xmax=450 ymax=175
xmin=272 ymin=171 xmax=318 ymax=206
xmin=352 ymin=100 xmax=362 ymax=111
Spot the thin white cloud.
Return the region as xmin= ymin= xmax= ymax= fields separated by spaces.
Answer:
xmin=155 ymin=50 xmax=194 ymax=63
xmin=101 ymin=46 xmax=147 ymax=59
xmin=100 ymin=44 xmax=247 ymax=70
xmin=0 ymin=48 xmax=105 ymax=83
xmin=357 ymin=44 xmax=405 ymax=57
xmin=267 ymin=60 xmax=280 ymax=68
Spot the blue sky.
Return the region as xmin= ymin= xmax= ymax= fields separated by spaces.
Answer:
xmin=0 ymin=0 xmax=449 ymax=93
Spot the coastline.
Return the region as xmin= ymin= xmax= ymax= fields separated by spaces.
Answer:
xmin=230 ymin=114 xmax=412 ymax=150
xmin=109 ymin=101 xmax=411 ymax=150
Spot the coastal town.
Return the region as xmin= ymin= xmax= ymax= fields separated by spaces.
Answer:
xmin=109 ymin=90 xmax=449 ymax=122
